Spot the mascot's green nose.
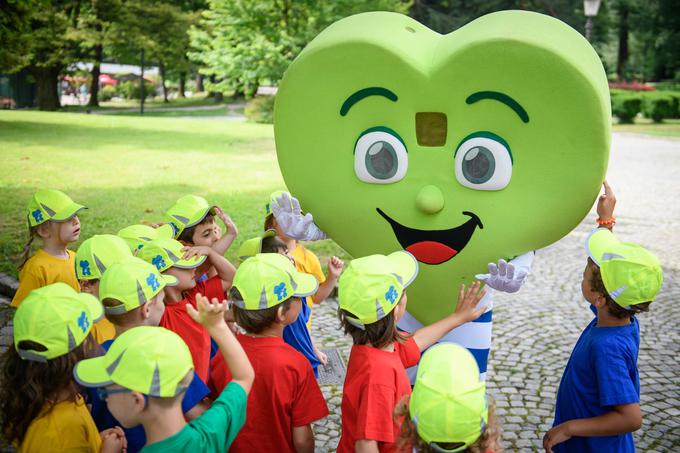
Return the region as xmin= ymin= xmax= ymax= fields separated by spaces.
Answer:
xmin=415 ymin=112 xmax=447 ymax=146
xmin=416 ymin=185 xmax=445 ymax=214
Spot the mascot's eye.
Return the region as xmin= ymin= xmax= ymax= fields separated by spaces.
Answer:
xmin=354 ymin=127 xmax=408 ymax=184
xmin=454 ymin=133 xmax=512 ymax=190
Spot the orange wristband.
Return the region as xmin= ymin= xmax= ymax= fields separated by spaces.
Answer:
xmin=596 ymin=217 xmax=616 ymax=225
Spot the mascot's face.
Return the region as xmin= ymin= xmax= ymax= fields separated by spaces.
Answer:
xmin=275 ymin=11 xmax=611 ymax=323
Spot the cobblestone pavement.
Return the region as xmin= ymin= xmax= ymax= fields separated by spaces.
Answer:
xmin=310 ymin=133 xmax=680 ymax=452
xmin=0 ymin=133 xmax=678 ymax=452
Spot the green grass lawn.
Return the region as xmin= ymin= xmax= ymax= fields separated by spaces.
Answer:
xmin=0 ymin=110 xmax=347 ymax=278
xmin=612 ymin=118 xmax=680 ymax=138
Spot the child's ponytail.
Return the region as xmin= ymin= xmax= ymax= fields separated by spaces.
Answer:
xmin=17 ymin=225 xmax=39 ymax=271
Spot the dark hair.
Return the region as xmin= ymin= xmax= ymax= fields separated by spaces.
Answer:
xmin=0 ymin=335 xmax=100 ymax=445
xmin=229 ymin=287 xmax=294 ymax=333
xmin=587 ymin=258 xmax=651 ymax=318
xmin=264 ymin=214 xmax=275 ymax=232
xmin=260 ymin=236 xmax=287 ymax=254
xmin=102 ymin=298 xmax=142 ymax=326
xmin=178 ymin=213 xmax=215 ymax=244
xmin=338 ymin=307 xmax=408 ymax=350
xmin=395 ymin=395 xmax=503 ymax=453
xmin=17 ymin=225 xmax=40 ymax=271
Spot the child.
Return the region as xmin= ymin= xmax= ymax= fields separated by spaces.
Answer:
xmin=395 ymin=343 xmax=502 ymax=452
xmin=11 ymin=189 xmax=86 ymax=307
xmin=166 ymin=194 xmax=238 ymax=281
xmin=337 ymin=251 xmax=486 ymax=452
xmin=87 ymin=256 xmax=212 ymax=453
xmin=209 ymin=253 xmax=329 ymax=452
xmin=117 ymin=224 xmax=174 ymax=253
xmin=238 ymin=230 xmax=343 ymax=376
xmin=265 ymin=190 xmax=342 ymax=363
xmin=75 ymin=234 xmax=133 ymax=344
xmin=0 ymin=283 xmax=126 ymax=452
xmin=73 ymin=295 xmax=254 ymax=452
xmin=137 ymin=236 xmax=236 ymax=383
xmin=543 ymin=182 xmax=663 ymax=453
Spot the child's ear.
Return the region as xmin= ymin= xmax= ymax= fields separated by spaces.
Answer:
xmin=132 ymin=391 xmax=147 ymax=411
xmin=36 ymin=223 xmax=51 ymax=239
xmin=141 ymin=301 xmax=151 ymax=319
xmin=592 ymin=294 xmax=607 ymax=309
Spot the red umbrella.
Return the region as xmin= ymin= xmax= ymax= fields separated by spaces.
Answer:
xmin=99 ymin=74 xmax=118 ymax=86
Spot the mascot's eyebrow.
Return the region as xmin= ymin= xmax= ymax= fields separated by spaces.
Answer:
xmin=466 ymin=91 xmax=529 ymax=123
xmin=340 ymin=87 xmax=398 ymax=116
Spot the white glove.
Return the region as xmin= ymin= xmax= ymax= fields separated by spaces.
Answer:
xmin=271 ymin=192 xmax=328 ymax=241
xmin=475 ymin=259 xmax=528 ymax=293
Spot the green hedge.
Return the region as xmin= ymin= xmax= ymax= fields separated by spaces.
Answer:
xmin=611 ymin=90 xmax=680 ymax=123
xmin=611 ymin=93 xmax=642 ymax=123
xmin=245 ymin=95 xmax=275 ymax=124
xmin=642 ymin=93 xmax=675 ymax=123
xmin=117 ymin=80 xmax=155 ymax=100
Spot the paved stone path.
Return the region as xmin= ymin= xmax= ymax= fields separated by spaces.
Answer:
xmin=0 ymin=133 xmax=678 ymax=452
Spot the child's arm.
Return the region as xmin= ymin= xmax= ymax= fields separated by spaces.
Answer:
xmin=211 ymin=207 xmax=238 ymax=256
xmin=542 ymin=402 xmax=641 ymax=453
xmin=292 ymin=425 xmax=315 ymax=453
xmin=355 ymin=440 xmax=380 ymax=452
xmin=186 ymin=294 xmax=254 ymax=394
xmin=311 ymin=256 xmax=343 ymax=304
xmin=597 ymin=180 xmax=616 ymax=232
xmin=183 ymin=246 xmax=237 ymax=290
xmin=100 ymin=426 xmax=126 ymax=453
xmin=412 ymin=282 xmax=486 ymax=351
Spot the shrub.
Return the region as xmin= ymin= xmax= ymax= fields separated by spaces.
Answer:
xmin=245 ymin=95 xmax=275 ymax=124
xmin=642 ymin=93 xmax=675 ymax=123
xmin=611 ymin=94 xmax=642 ymax=124
xmin=117 ymin=80 xmax=155 ymax=100
xmin=98 ymin=85 xmax=116 ymax=102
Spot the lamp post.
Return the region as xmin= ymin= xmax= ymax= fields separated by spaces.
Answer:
xmin=584 ymin=0 xmax=602 ymax=42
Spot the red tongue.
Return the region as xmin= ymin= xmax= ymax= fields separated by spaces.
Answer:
xmin=406 ymin=241 xmax=458 ymax=265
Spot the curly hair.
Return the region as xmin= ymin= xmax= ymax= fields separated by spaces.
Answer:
xmin=0 ymin=335 xmax=100 ymax=445
xmin=587 ymin=258 xmax=651 ymax=318
xmin=394 ymin=394 xmax=502 ymax=453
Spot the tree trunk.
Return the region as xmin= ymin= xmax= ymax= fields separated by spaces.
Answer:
xmin=208 ymin=75 xmax=223 ymax=102
xmin=88 ymin=45 xmax=103 ymax=107
xmin=196 ymin=73 xmax=204 ymax=92
xmin=32 ymin=66 xmax=61 ymax=111
xmin=178 ymin=72 xmax=186 ymax=98
xmin=616 ymin=3 xmax=630 ymax=80
xmin=159 ymin=62 xmax=169 ymax=103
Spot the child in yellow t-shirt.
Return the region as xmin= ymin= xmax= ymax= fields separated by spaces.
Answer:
xmin=0 ymin=283 xmax=126 ymax=452
xmin=11 ymin=189 xmax=85 ymax=307
xmin=264 ymin=191 xmax=344 ymax=364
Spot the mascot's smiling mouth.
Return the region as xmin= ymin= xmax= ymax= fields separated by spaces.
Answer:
xmin=376 ymin=208 xmax=483 ymax=265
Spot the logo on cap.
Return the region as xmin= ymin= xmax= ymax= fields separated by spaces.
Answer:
xmin=147 ymin=273 xmax=160 ymax=291
xmin=32 ymin=209 xmax=43 ymax=223
xmin=77 ymin=311 xmax=90 ymax=333
xmin=79 ymin=260 xmax=91 ymax=277
xmin=385 ymin=286 xmax=398 ymax=304
xmin=274 ymin=282 xmax=287 ymax=301
xmin=152 ymin=255 xmax=166 ymax=271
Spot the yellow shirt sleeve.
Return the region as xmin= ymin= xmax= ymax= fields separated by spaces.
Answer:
xmin=10 ymin=258 xmax=46 ymax=308
xmin=292 ymin=245 xmax=326 ymax=284
xmin=10 ymin=250 xmax=80 ymax=308
xmin=18 ymin=396 xmax=102 ymax=453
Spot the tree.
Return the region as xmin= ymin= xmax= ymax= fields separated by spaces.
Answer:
xmin=189 ymin=0 xmax=411 ymax=97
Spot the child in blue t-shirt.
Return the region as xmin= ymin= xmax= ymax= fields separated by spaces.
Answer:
xmin=543 ymin=182 xmax=663 ymax=453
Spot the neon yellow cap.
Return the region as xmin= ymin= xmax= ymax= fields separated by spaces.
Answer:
xmin=13 ymin=283 xmax=103 ymax=362
xmin=117 ymin=224 xmax=175 ymax=253
xmin=410 ymin=343 xmax=487 ymax=452
xmin=99 ymin=257 xmax=178 ymax=315
xmin=165 ymin=195 xmax=216 ymax=238
xmin=136 ymin=237 xmax=207 ymax=272
xmin=238 ymin=229 xmax=277 ymax=261
xmin=26 ymin=189 xmax=86 ymax=227
xmin=232 ymin=253 xmax=318 ymax=310
xmin=75 ymin=235 xmax=132 ymax=280
xmin=74 ymin=326 xmax=193 ymax=397
xmin=338 ymin=251 xmax=418 ymax=328
xmin=586 ymin=229 xmax=663 ymax=307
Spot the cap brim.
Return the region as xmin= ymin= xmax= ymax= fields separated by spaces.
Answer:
xmin=73 ymin=356 xmax=114 ymax=388
xmin=162 ymin=274 xmax=179 ymax=287
xmin=388 ymin=251 xmax=419 ymax=288
xmin=52 ymin=203 xmax=87 ymax=222
xmin=291 ymin=271 xmax=319 ymax=298
xmin=78 ymin=292 xmax=104 ymax=323
xmin=155 ymin=224 xmax=175 ymax=239
xmin=172 ymin=254 xmax=208 ymax=269
xmin=185 ymin=206 xmax=217 ymax=228
xmin=586 ymin=228 xmax=620 ymax=266
xmin=238 ymin=230 xmax=278 ymax=261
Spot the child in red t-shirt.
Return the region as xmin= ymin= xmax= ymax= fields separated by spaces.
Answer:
xmin=337 ymin=252 xmax=487 ymax=453
xmin=138 ymin=236 xmax=236 ymax=383
xmin=209 ymin=253 xmax=329 ymax=452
